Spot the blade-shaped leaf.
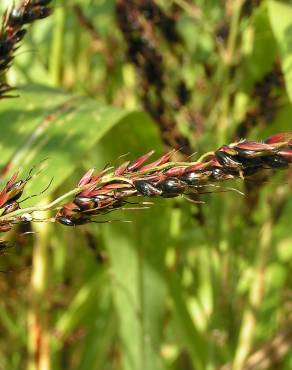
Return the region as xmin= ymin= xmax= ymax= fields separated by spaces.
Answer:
xmin=0 ymin=85 xmax=154 ymax=203
xmin=268 ymin=1 xmax=292 ymax=103
xmin=96 ymin=117 xmax=170 ymax=370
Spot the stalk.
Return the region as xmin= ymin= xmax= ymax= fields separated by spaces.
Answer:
xmin=225 ymin=0 xmax=245 ymax=66
xmin=171 ymin=0 xmax=201 ymax=19
xmin=232 ymin=216 xmax=272 ymax=370
xmin=49 ymin=0 xmax=65 ymax=86
xmin=232 ymin=181 xmax=291 ymax=370
xmin=27 ymin=206 xmax=51 ymax=370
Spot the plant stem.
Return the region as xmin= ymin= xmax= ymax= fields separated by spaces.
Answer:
xmin=50 ymin=0 xmax=66 ymax=86
xmin=0 ymin=187 xmax=83 ymax=222
xmin=225 ymin=0 xmax=245 ymax=66
xmin=172 ymin=0 xmax=201 ymax=19
xmin=232 ymin=214 xmax=272 ymax=370
xmin=27 ymin=206 xmax=51 ymax=370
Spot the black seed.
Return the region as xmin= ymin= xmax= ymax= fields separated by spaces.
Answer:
xmin=134 ymin=180 xmax=161 ymax=196
xmin=158 ymin=177 xmax=185 ymax=197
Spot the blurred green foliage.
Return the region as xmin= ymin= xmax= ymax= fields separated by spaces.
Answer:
xmin=0 ymin=1 xmax=291 ymax=370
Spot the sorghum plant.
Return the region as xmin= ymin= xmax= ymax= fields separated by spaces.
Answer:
xmin=1 ymin=1 xmax=292 ymax=370
xmin=0 ymin=132 xmax=290 ymax=232
xmin=55 ymin=132 xmax=291 ymax=225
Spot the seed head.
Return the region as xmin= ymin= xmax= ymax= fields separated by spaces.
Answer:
xmin=55 ymin=133 xmax=292 ymax=226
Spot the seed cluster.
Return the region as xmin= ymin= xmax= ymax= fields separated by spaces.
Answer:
xmin=0 ymin=0 xmax=53 ymax=98
xmin=236 ymin=62 xmax=284 ymax=138
xmin=0 ymin=169 xmax=35 ymax=232
xmin=116 ymin=0 xmax=191 ymax=153
xmin=0 ymin=134 xmax=290 ymax=230
xmin=55 ymin=133 xmax=292 ymax=226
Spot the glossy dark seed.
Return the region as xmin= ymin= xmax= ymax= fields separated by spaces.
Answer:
xmin=262 ymin=155 xmax=289 ymax=168
xmin=74 ymin=196 xmax=96 ymax=211
xmin=210 ymin=168 xmax=226 ymax=180
xmin=134 ymin=180 xmax=161 ymax=196
xmin=1 ymin=201 xmax=19 ymax=215
xmin=12 ymin=29 xmax=27 ymax=43
xmin=7 ymin=9 xmax=23 ymax=27
xmin=56 ymin=216 xmax=75 ymax=226
xmin=215 ymin=150 xmax=243 ymax=170
xmin=181 ymin=172 xmax=202 ymax=185
xmin=158 ymin=177 xmax=185 ymax=197
xmin=56 ymin=216 xmax=89 ymax=226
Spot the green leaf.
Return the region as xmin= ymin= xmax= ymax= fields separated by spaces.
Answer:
xmin=241 ymin=4 xmax=277 ymax=90
xmin=54 ymin=268 xmax=107 ymax=341
xmin=1 ymin=84 xmax=174 ymax=370
xmin=102 ymin=206 xmax=170 ymax=370
xmin=14 ymin=85 xmax=171 ymax=369
xmin=167 ymin=272 xmax=206 ymax=370
xmin=0 ymin=85 xmax=152 ymax=203
xmin=77 ymin=305 xmax=116 ymax=370
xmin=268 ymin=1 xmax=292 ymax=103
xmin=96 ymin=118 xmax=170 ymax=370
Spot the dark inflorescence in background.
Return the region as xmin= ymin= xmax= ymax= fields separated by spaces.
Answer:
xmin=116 ymin=0 xmax=192 ymax=154
xmin=0 ymin=0 xmax=53 ymax=98
xmin=236 ymin=62 xmax=284 ymax=139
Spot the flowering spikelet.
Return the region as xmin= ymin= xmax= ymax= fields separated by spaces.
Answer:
xmin=0 ymin=0 xmax=53 ymax=98
xmin=0 ymin=164 xmax=49 ymax=232
xmin=0 ymin=171 xmax=31 ymax=231
xmin=55 ymin=133 xmax=292 ymax=226
xmin=0 ymin=134 xmax=290 ymax=230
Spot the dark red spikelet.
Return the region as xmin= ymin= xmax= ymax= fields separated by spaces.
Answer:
xmin=78 ymin=169 xmax=95 ymax=186
xmin=127 ymin=150 xmax=155 ymax=172
xmin=278 ymin=150 xmax=292 ymax=163
xmin=183 ymin=162 xmax=209 ymax=174
xmin=114 ymin=161 xmax=130 ymax=176
xmin=139 ymin=150 xmax=175 ymax=171
xmin=264 ymin=132 xmax=292 ymax=147
xmin=234 ymin=141 xmax=274 ymax=152
xmin=0 ymin=172 xmax=19 ymax=207
xmin=164 ymin=166 xmax=187 ymax=177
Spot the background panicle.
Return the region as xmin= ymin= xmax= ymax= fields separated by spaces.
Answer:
xmin=0 ymin=0 xmax=52 ymax=98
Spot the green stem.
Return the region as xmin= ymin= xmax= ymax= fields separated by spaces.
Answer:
xmin=50 ymin=0 xmax=66 ymax=86
xmin=0 ymin=187 xmax=83 ymax=222
xmin=232 ymin=215 xmax=272 ymax=370
xmin=225 ymin=0 xmax=245 ymax=66
xmin=172 ymin=0 xmax=201 ymax=19
xmin=167 ymin=272 xmax=206 ymax=370
xmin=27 ymin=206 xmax=51 ymax=370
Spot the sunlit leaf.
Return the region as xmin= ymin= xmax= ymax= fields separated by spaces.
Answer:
xmin=268 ymin=1 xmax=292 ymax=103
